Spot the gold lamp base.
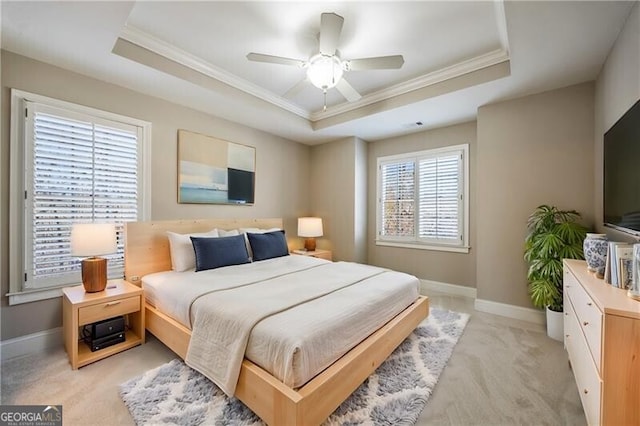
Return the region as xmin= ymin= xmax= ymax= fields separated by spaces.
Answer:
xmin=81 ymin=257 xmax=107 ymax=293
xmin=304 ymin=237 xmax=317 ymax=252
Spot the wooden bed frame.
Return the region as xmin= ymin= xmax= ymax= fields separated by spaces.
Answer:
xmin=124 ymin=218 xmax=429 ymax=426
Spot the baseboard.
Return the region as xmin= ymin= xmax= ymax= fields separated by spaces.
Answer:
xmin=420 ymin=280 xmax=543 ymax=324
xmin=474 ymin=299 xmax=545 ymax=325
xmin=0 ymin=327 xmax=63 ymax=362
xmin=420 ymin=279 xmax=477 ymax=298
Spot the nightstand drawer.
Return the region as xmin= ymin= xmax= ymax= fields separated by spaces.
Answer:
xmin=292 ymin=249 xmax=332 ymax=261
xmin=309 ymin=251 xmax=332 ymax=260
xmin=78 ymin=295 xmax=140 ymax=325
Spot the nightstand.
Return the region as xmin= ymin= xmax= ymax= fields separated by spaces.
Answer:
xmin=62 ymin=279 xmax=145 ymax=369
xmin=292 ymin=249 xmax=332 ymax=261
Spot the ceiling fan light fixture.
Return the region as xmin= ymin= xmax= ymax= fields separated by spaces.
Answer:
xmin=247 ymin=12 xmax=402 ymax=107
xmin=306 ymin=54 xmax=343 ymax=90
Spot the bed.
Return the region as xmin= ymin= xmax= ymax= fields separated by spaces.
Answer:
xmin=124 ymin=218 xmax=429 ymax=425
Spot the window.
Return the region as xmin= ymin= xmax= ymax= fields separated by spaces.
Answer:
xmin=9 ymin=90 xmax=151 ymax=304
xmin=376 ymin=144 xmax=469 ymax=253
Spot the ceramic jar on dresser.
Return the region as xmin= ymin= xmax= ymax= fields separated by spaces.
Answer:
xmin=563 ymin=259 xmax=640 ymax=425
xmin=582 ymin=233 xmax=608 ymax=278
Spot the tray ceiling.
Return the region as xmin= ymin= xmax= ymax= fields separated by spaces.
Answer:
xmin=1 ymin=1 xmax=634 ymax=144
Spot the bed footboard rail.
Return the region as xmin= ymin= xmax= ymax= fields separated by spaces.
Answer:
xmin=144 ymin=296 xmax=428 ymax=426
xmin=235 ymin=295 xmax=429 ymax=425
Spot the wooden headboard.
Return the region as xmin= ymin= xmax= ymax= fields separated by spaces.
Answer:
xmin=124 ymin=218 xmax=283 ymax=285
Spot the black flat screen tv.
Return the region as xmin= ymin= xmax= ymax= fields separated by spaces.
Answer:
xmin=603 ymin=98 xmax=640 ymax=236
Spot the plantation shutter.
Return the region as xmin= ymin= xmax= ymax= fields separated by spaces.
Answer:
xmin=24 ymin=102 xmax=140 ymax=289
xmin=418 ymin=152 xmax=462 ymax=242
xmin=380 ymin=160 xmax=415 ymax=237
xmin=377 ymin=145 xmax=466 ymax=249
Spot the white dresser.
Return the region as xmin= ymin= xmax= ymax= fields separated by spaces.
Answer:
xmin=563 ymin=259 xmax=640 ymax=425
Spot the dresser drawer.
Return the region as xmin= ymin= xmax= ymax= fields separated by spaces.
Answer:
xmin=563 ymin=289 xmax=580 ymax=361
xmin=564 ymin=288 xmax=574 ymax=347
xmin=78 ymin=295 xmax=140 ymax=325
xmin=566 ymin=272 xmax=603 ymax=371
xmin=566 ymin=300 xmax=602 ymax=426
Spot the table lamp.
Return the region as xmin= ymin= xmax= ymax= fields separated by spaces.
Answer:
xmin=298 ymin=217 xmax=323 ymax=251
xmin=71 ymin=223 xmax=117 ymax=292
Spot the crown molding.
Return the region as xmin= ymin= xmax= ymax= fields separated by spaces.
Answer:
xmin=494 ymin=0 xmax=511 ymax=55
xmin=119 ymin=25 xmax=509 ymax=126
xmin=119 ymin=25 xmax=311 ymax=120
xmin=310 ymin=48 xmax=510 ymax=121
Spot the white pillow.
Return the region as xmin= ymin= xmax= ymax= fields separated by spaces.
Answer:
xmin=167 ymin=229 xmax=218 ymax=272
xmin=216 ymin=228 xmax=240 ymax=237
xmin=239 ymin=227 xmax=281 ymax=234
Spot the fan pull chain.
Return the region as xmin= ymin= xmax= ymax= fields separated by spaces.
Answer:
xmin=323 ymin=89 xmax=327 ymax=112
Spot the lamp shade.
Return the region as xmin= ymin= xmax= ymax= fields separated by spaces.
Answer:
xmin=71 ymin=223 xmax=117 ymax=257
xmin=298 ymin=217 xmax=323 ymax=238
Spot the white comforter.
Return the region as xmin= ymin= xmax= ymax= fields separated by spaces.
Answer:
xmin=142 ymin=256 xmax=420 ymax=396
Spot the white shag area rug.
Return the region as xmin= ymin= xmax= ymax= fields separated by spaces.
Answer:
xmin=120 ymin=308 xmax=469 ymax=426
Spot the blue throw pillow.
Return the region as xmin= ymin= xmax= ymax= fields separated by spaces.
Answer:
xmin=247 ymin=230 xmax=289 ymax=261
xmin=190 ymin=234 xmax=250 ymax=272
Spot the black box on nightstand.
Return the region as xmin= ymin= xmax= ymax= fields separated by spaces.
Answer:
xmin=90 ymin=316 xmax=125 ymax=339
xmin=83 ymin=316 xmax=126 ymax=351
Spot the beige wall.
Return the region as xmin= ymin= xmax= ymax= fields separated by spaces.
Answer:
xmin=309 ymin=137 xmax=367 ymax=262
xmin=0 ymin=51 xmax=310 ymax=340
xmin=476 ymin=82 xmax=595 ymax=308
xmin=354 ymin=138 xmax=368 ymax=263
xmin=595 ymin=2 xmax=640 ymax=242
xmin=367 ymin=121 xmax=477 ymax=287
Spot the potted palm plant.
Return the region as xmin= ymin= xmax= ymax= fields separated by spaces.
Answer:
xmin=524 ymin=205 xmax=587 ymax=341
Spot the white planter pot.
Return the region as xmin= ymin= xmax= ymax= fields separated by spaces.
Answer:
xmin=546 ymin=306 xmax=563 ymax=341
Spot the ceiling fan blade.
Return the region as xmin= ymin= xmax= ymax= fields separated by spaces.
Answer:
xmin=283 ymin=78 xmax=308 ymax=99
xmin=335 ymin=78 xmax=361 ymax=102
xmin=319 ymin=13 xmax=344 ymax=56
xmin=347 ymin=55 xmax=405 ymax=71
xmin=247 ymin=53 xmax=306 ymax=67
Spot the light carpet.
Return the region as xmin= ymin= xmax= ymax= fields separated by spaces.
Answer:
xmin=120 ymin=308 xmax=469 ymax=425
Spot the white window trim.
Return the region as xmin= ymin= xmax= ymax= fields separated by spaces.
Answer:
xmin=375 ymin=144 xmax=470 ymax=253
xmin=8 ymin=89 xmax=152 ymax=305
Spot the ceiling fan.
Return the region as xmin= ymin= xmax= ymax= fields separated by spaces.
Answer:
xmin=247 ymin=12 xmax=404 ymax=110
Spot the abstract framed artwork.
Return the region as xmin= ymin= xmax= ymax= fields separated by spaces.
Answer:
xmin=178 ymin=130 xmax=255 ymax=204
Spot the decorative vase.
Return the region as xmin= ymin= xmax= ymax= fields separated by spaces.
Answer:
xmin=583 ymin=233 xmax=608 ymax=278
